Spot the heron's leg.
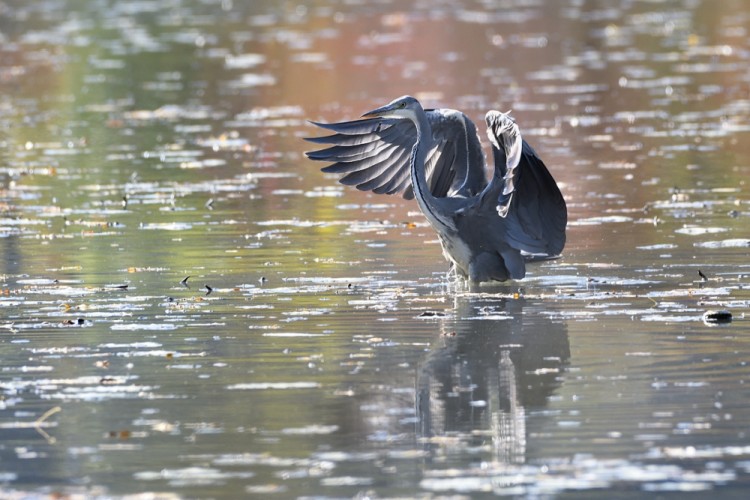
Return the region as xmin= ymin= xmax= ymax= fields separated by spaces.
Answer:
xmin=447 ymin=262 xmax=456 ymax=279
xmin=442 ymin=264 xmax=457 ymax=294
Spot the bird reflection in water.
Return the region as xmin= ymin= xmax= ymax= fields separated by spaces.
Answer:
xmin=416 ymin=295 xmax=569 ymax=464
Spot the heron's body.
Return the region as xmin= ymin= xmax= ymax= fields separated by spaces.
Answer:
xmin=305 ymin=96 xmax=567 ymax=284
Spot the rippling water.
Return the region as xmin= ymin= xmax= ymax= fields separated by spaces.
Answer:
xmin=2 ymin=0 xmax=750 ymax=497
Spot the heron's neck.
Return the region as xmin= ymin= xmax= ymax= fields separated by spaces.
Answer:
xmin=410 ymin=113 xmax=453 ymax=232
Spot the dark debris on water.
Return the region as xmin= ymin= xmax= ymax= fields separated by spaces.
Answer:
xmin=702 ymin=309 xmax=732 ymax=324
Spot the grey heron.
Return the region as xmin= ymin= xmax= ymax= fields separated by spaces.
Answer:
xmin=305 ymin=95 xmax=566 ymax=283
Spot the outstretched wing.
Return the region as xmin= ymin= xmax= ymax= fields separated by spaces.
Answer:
xmin=485 ymin=111 xmax=567 ymax=256
xmin=305 ymin=109 xmax=487 ymax=200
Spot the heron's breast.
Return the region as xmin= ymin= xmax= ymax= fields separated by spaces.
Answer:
xmin=439 ymin=233 xmax=473 ymax=270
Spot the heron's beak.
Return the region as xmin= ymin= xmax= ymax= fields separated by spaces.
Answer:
xmin=361 ymin=103 xmax=396 ymax=118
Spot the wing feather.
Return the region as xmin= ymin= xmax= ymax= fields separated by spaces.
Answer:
xmin=340 ymin=147 xmax=411 ymax=187
xmin=484 ymin=111 xmax=567 ymax=256
xmin=305 ymin=109 xmax=488 ymax=199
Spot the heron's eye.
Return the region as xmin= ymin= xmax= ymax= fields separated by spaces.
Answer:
xmin=399 ymin=102 xmax=406 ymax=108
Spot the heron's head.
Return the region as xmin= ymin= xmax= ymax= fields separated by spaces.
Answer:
xmin=362 ymin=95 xmax=422 ymax=120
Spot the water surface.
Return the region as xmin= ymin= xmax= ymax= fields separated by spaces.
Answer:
xmin=1 ymin=0 xmax=750 ymax=497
